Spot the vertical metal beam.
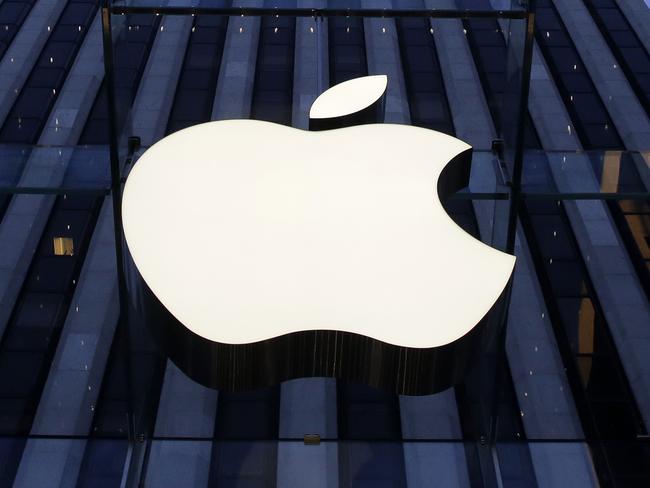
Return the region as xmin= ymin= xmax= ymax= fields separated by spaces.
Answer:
xmin=491 ymin=3 xmax=536 ymax=450
xmin=101 ymin=1 xmax=134 ymax=442
xmin=506 ymin=7 xmax=535 ymax=255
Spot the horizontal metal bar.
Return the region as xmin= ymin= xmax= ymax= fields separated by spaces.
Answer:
xmin=108 ymin=6 xmax=528 ymax=20
xmin=521 ymin=192 xmax=650 ymax=201
xmin=0 ymin=186 xmax=111 ymax=195
xmin=2 ymin=188 xmax=645 ymax=201
xmin=3 ymin=433 xmax=646 ymax=443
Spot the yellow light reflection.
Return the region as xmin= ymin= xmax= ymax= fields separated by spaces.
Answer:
xmin=53 ymin=237 xmax=74 ymax=256
xmin=600 ymin=150 xmax=622 ymax=193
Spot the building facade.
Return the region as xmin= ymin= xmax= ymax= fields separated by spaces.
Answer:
xmin=0 ymin=0 xmax=649 ymax=486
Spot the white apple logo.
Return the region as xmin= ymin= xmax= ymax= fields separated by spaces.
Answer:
xmin=122 ymin=75 xmax=515 ymax=395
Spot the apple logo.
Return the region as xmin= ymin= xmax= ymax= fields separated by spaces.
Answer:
xmin=122 ymin=75 xmax=515 ymax=395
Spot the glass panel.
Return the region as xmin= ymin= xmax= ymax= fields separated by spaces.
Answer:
xmin=0 ymin=145 xmax=110 ymax=192
xmin=522 ymin=150 xmax=650 ymax=198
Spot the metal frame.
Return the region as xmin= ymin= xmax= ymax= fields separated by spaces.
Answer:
xmin=100 ymin=1 xmax=535 ymax=484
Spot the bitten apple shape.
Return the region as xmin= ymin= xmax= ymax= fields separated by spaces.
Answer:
xmin=122 ymin=82 xmax=515 ymax=395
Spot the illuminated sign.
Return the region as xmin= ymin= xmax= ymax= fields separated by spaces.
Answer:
xmin=122 ymin=76 xmax=515 ymax=394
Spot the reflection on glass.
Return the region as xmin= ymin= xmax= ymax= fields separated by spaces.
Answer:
xmin=52 ymin=236 xmax=74 ymax=256
xmin=599 ymin=150 xmax=622 ymax=193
